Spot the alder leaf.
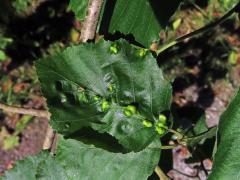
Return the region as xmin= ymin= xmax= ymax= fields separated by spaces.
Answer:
xmin=69 ymin=0 xmax=89 ymax=21
xmin=209 ymin=89 xmax=240 ymax=179
xmin=99 ymin=0 xmax=181 ymax=47
xmin=1 ymin=137 xmax=161 ymax=180
xmin=36 ymin=39 xmax=172 ymax=151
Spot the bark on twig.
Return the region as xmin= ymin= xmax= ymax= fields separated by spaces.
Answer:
xmin=0 ymin=102 xmax=50 ymax=119
xmin=80 ymin=0 xmax=104 ymax=42
xmin=42 ymin=126 xmax=54 ymax=150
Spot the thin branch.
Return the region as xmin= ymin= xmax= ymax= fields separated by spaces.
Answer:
xmin=50 ymin=132 xmax=59 ymax=154
xmin=161 ymin=145 xmax=178 ymax=150
xmin=168 ymin=129 xmax=184 ymax=140
xmin=80 ymin=0 xmax=104 ymax=42
xmin=42 ymin=125 xmax=54 ymax=150
xmin=155 ymin=166 xmax=170 ymax=180
xmin=157 ymin=2 xmax=240 ymax=54
xmin=0 ymin=102 xmax=50 ymax=119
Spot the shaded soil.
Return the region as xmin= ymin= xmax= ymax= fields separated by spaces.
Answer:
xmin=0 ymin=118 xmax=48 ymax=174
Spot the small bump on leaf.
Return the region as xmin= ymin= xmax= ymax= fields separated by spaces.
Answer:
xmin=155 ymin=126 xmax=166 ymax=135
xmin=124 ymin=105 xmax=137 ymax=117
xmin=101 ymin=99 xmax=110 ymax=111
xmin=124 ymin=109 xmax=133 ymax=117
xmin=94 ymin=95 xmax=100 ymax=101
xmin=137 ymin=49 xmax=148 ymax=57
xmin=142 ymin=120 xmax=153 ymax=128
xmin=77 ymin=92 xmax=88 ymax=103
xmin=109 ymin=44 xmax=119 ymax=54
xmin=126 ymin=105 xmax=136 ymax=114
xmin=158 ymin=114 xmax=167 ymax=124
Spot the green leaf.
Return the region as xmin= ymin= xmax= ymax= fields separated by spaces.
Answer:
xmin=12 ymin=0 xmax=32 ymax=14
xmin=36 ymin=39 xmax=172 ymax=151
xmin=209 ymin=89 xmax=240 ymax=180
xmin=184 ymin=115 xmax=217 ymax=147
xmin=0 ymin=50 xmax=7 ymax=61
xmin=91 ymin=106 xmax=157 ymax=151
xmin=100 ymin=0 xmax=181 ymax=47
xmin=2 ymin=138 xmax=161 ymax=180
xmin=185 ymin=126 xmax=217 ymax=147
xmin=56 ymin=137 xmax=161 ymax=180
xmin=192 ymin=115 xmax=209 ymax=135
xmin=69 ymin=0 xmax=89 ymax=21
xmin=219 ymin=0 xmax=239 ymax=9
xmin=1 ymin=151 xmax=67 ymax=180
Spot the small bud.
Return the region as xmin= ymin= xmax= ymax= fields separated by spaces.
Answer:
xmin=171 ymin=134 xmax=178 ymax=141
xmin=142 ymin=120 xmax=153 ymax=128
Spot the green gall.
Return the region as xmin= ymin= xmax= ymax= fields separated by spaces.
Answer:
xmin=110 ymin=44 xmax=119 ymax=54
xmin=156 ymin=122 xmax=168 ymax=129
xmin=158 ymin=114 xmax=167 ymax=124
xmin=108 ymin=84 xmax=115 ymax=92
xmin=101 ymin=99 xmax=110 ymax=111
xmin=126 ymin=105 xmax=136 ymax=114
xmin=124 ymin=105 xmax=137 ymax=117
xmin=142 ymin=120 xmax=153 ymax=128
xmin=137 ymin=48 xmax=148 ymax=57
xmin=155 ymin=126 xmax=166 ymax=135
xmin=94 ymin=96 xmax=100 ymax=101
xmin=124 ymin=109 xmax=132 ymax=117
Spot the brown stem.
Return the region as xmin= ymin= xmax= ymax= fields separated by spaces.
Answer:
xmin=80 ymin=0 xmax=104 ymax=42
xmin=42 ymin=126 xmax=54 ymax=150
xmin=0 ymin=102 xmax=50 ymax=119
